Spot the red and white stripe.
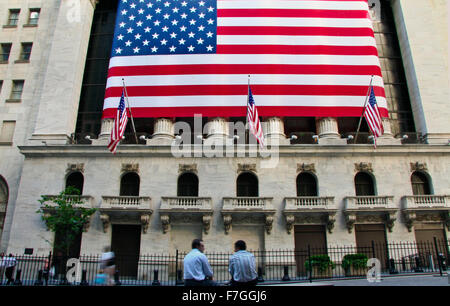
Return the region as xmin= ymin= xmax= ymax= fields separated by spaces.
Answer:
xmin=107 ymin=98 xmax=128 ymax=154
xmin=247 ymin=94 xmax=265 ymax=148
xmin=103 ymin=0 xmax=387 ymax=119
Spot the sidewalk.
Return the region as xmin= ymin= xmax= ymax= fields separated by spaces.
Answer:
xmin=266 ymin=274 xmax=450 ymax=286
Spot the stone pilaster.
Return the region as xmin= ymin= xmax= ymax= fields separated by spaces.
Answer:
xmin=316 ymin=117 xmax=346 ymax=145
xmin=264 ymin=117 xmax=289 ymax=145
xmin=148 ymin=118 xmax=175 ymax=145
xmin=30 ymin=0 xmax=96 ymax=145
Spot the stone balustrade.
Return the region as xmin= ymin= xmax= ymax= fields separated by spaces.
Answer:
xmin=344 ymin=196 xmax=395 ymax=210
xmin=402 ymin=195 xmax=450 ymax=209
xmin=284 ymin=196 xmax=335 ymax=210
xmin=41 ymin=195 xmax=94 ymax=207
xmin=160 ymin=197 xmax=213 ymax=211
xmin=99 ymin=196 xmax=153 ymax=234
xmin=222 ymin=197 xmax=274 ymax=211
xmin=101 ymin=196 xmax=151 ymax=209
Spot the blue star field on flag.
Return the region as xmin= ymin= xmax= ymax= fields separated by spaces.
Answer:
xmin=112 ymin=0 xmax=217 ymax=56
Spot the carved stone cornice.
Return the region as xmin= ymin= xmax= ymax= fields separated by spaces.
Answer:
xmin=122 ymin=163 xmax=139 ymax=173
xmin=66 ymin=163 xmax=84 ymax=174
xmin=179 ymin=164 xmax=198 ymax=174
xmin=410 ymin=162 xmax=428 ymax=172
xmin=354 ymin=162 xmax=373 ymax=173
xmin=297 ymin=163 xmax=316 ymax=174
xmin=237 ymin=163 xmax=256 ymax=174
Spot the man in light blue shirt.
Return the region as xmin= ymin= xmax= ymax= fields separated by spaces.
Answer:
xmin=229 ymin=240 xmax=258 ymax=286
xmin=183 ymin=239 xmax=216 ymax=286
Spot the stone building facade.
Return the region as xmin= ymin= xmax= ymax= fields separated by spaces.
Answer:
xmin=0 ymin=0 xmax=448 ymax=260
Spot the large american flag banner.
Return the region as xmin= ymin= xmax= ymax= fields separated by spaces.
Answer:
xmin=103 ymin=0 xmax=388 ymax=119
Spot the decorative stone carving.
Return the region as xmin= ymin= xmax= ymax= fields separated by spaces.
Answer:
xmin=202 ymin=215 xmax=212 ymax=234
xmin=122 ymin=163 xmax=139 ymax=173
xmin=357 ymin=215 xmax=383 ymax=223
xmin=237 ymin=164 xmax=256 ymax=174
xmin=66 ymin=163 xmax=84 ymax=174
xmin=444 ymin=212 xmax=450 ymax=231
xmin=100 ymin=214 xmax=110 ymax=233
xmin=403 ymin=211 xmax=416 ymax=232
xmin=179 ymin=164 xmax=198 ymax=174
xmin=160 ymin=214 xmax=170 ymax=234
xmin=82 ymin=219 xmax=91 ymax=233
xmin=297 ymin=163 xmax=316 ymax=174
xmin=327 ymin=214 xmax=336 ymax=234
xmin=355 ymin=162 xmax=373 ymax=173
xmin=223 ymin=214 xmax=232 ymax=235
xmin=385 ymin=213 xmax=396 ymax=233
xmin=141 ymin=214 xmax=150 ymax=234
xmin=410 ymin=162 xmax=428 ymax=172
xmin=264 ymin=214 xmax=274 ymax=234
xmin=285 ymin=214 xmax=295 ymax=234
xmin=345 ymin=213 xmax=357 ymax=233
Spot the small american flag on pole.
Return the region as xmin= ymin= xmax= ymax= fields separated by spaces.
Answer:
xmin=247 ymin=86 xmax=265 ymax=148
xmin=364 ymin=86 xmax=383 ymax=147
xmin=108 ymin=90 xmax=129 ymax=154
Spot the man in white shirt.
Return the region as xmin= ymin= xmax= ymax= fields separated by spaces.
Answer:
xmin=229 ymin=240 xmax=258 ymax=286
xmin=183 ymin=239 xmax=216 ymax=286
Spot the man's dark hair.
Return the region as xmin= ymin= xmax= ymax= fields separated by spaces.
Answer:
xmin=234 ymin=240 xmax=247 ymax=251
xmin=192 ymin=239 xmax=203 ymax=249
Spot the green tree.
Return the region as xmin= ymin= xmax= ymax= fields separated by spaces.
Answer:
xmin=36 ymin=186 xmax=97 ymax=257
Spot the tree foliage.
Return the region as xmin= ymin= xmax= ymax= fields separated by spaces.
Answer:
xmin=36 ymin=186 xmax=97 ymax=256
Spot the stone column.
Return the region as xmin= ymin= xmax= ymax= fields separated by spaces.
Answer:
xmin=29 ymin=0 xmax=96 ymax=145
xmin=205 ymin=117 xmax=230 ymax=145
xmin=264 ymin=117 xmax=289 ymax=145
xmin=92 ymin=118 xmax=114 ymax=145
xmin=148 ymin=118 xmax=175 ymax=145
xmin=377 ymin=117 xmax=401 ymax=145
xmin=316 ymin=117 xmax=346 ymax=145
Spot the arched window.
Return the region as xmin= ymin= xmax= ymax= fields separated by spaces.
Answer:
xmin=120 ymin=172 xmax=140 ymax=196
xmin=66 ymin=172 xmax=84 ymax=195
xmin=354 ymin=172 xmax=375 ymax=196
xmin=411 ymin=171 xmax=431 ymax=195
xmin=296 ymin=172 xmax=317 ymax=196
xmin=177 ymin=173 xmax=199 ymax=196
xmin=237 ymin=172 xmax=258 ymax=197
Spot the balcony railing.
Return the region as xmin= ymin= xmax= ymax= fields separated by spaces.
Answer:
xmin=284 ymin=197 xmax=335 ymax=210
xmin=101 ymin=196 xmax=151 ymax=209
xmin=402 ymin=195 xmax=450 ymax=209
xmin=41 ymin=195 xmax=94 ymax=207
xmin=160 ymin=197 xmax=213 ymax=211
xmin=222 ymin=197 xmax=274 ymax=211
xmin=344 ymin=196 xmax=395 ymax=210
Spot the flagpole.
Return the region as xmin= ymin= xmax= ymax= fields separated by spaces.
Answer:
xmin=354 ymin=75 xmax=374 ymax=144
xmin=122 ymin=78 xmax=139 ymax=144
xmin=246 ymin=75 xmax=250 ymax=142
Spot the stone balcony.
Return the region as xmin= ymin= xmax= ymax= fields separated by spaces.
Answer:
xmin=283 ymin=197 xmax=337 ymax=234
xmin=343 ymin=196 xmax=397 ymax=233
xmin=99 ymin=196 xmax=153 ymax=233
xmin=159 ymin=197 xmax=213 ymax=234
xmin=221 ymin=197 xmax=275 ymax=234
xmin=40 ymin=195 xmax=95 ymax=232
xmin=401 ymin=195 xmax=450 ymax=232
